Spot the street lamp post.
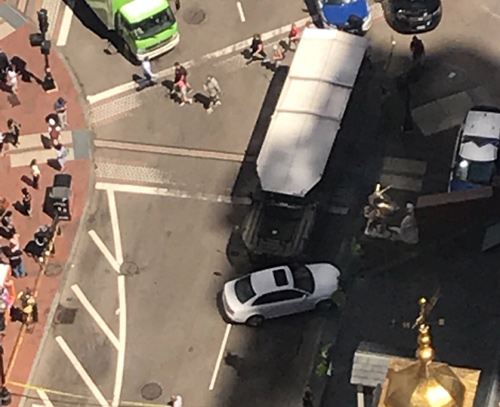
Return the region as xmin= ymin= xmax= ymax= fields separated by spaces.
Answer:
xmin=0 ymin=339 xmax=11 ymax=406
xmin=29 ymin=9 xmax=56 ymax=91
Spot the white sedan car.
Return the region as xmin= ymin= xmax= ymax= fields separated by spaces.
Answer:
xmin=222 ymin=263 xmax=340 ymax=326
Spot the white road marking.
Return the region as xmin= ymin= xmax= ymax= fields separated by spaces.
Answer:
xmin=36 ymin=390 xmax=54 ymax=407
xmin=481 ymin=4 xmax=500 ymax=20
xmin=107 ymin=189 xmax=124 ymax=265
xmin=94 ymin=139 xmax=246 ymax=162
xmin=95 ymin=182 xmax=252 ymax=205
xmin=88 ymin=230 xmax=121 ymax=273
xmin=56 ymin=0 xmax=74 ymax=47
xmin=71 ymin=284 xmax=120 ymax=350
xmin=55 ymin=336 xmax=110 ymax=407
xmin=209 ymin=324 xmax=232 ymax=390
xmin=236 ymin=2 xmax=246 ymax=22
xmin=113 ymin=275 xmax=127 ymax=407
xmin=86 ymin=16 xmax=312 ymax=104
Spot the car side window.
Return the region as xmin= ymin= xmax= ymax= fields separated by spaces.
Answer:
xmin=253 ymin=290 xmax=304 ymax=306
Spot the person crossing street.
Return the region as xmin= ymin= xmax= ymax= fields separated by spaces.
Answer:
xmin=204 ymin=75 xmax=222 ymax=114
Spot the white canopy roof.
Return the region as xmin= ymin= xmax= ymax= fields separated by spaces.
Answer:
xmin=256 ymin=28 xmax=368 ymax=197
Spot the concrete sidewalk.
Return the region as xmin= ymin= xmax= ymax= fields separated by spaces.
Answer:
xmin=0 ymin=4 xmax=91 ymax=406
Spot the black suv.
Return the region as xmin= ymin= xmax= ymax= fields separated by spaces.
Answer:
xmin=383 ymin=0 xmax=442 ymax=33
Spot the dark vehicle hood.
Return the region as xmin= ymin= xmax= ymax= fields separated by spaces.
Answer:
xmin=390 ymin=0 xmax=440 ymax=12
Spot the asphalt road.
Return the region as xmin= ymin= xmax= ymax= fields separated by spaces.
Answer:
xmin=62 ymin=0 xmax=309 ymax=95
xmin=21 ymin=1 xmax=500 ymax=407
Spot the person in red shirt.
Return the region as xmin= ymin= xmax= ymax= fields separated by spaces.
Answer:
xmin=288 ymin=23 xmax=301 ymax=51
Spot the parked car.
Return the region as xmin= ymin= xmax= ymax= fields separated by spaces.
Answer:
xmin=316 ymin=0 xmax=372 ymax=33
xmin=222 ymin=263 xmax=340 ymax=326
xmin=449 ymin=106 xmax=500 ymax=192
xmin=383 ymin=0 xmax=441 ymax=33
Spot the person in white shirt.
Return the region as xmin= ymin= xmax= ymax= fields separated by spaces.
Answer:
xmin=170 ymin=395 xmax=182 ymax=407
xmin=138 ymin=57 xmax=157 ymax=90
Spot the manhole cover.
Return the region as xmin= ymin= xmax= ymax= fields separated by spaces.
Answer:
xmin=120 ymin=261 xmax=139 ymax=276
xmin=183 ymin=6 xmax=206 ymax=24
xmin=45 ymin=263 xmax=64 ymax=276
xmin=141 ymin=383 xmax=162 ymax=401
xmin=54 ymin=305 xmax=78 ymax=325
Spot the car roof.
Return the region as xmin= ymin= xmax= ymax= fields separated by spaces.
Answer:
xmin=460 ymin=141 xmax=498 ymax=162
xmin=463 ymin=110 xmax=500 ymax=140
xmin=250 ymin=266 xmax=293 ymax=295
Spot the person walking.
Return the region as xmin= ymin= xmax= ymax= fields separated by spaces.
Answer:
xmin=288 ymin=23 xmax=300 ymax=50
xmin=54 ymin=97 xmax=68 ymax=129
xmin=30 ymin=159 xmax=41 ymax=189
xmin=246 ymin=34 xmax=269 ymax=65
xmin=21 ymin=188 xmax=32 ymax=217
xmin=204 ymin=75 xmax=222 ymax=114
xmin=174 ymin=62 xmax=192 ymax=92
xmin=3 ymin=242 xmax=26 ymax=278
xmin=410 ymin=36 xmax=425 ymax=64
xmin=138 ymin=57 xmax=157 ymax=90
xmin=170 ymin=395 xmax=182 ymax=407
xmin=0 ymin=48 xmax=9 ymax=80
xmin=6 ymin=64 xmax=19 ymax=94
xmin=272 ymin=44 xmax=285 ymax=69
xmin=177 ymin=78 xmax=193 ymax=106
xmin=0 ymin=132 xmax=4 ymax=157
xmin=7 ymin=118 xmax=21 ymax=147
xmin=55 ymin=144 xmax=69 ymax=171
xmin=47 ymin=117 xmax=62 ymax=146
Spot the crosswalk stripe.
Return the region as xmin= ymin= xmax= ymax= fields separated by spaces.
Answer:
xmin=9 ymin=146 xmax=75 ymax=167
xmin=5 ymin=131 xmax=72 ymax=153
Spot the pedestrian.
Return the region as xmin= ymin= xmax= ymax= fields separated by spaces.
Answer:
xmin=203 ymin=75 xmax=222 ymax=114
xmin=174 ymin=0 xmax=180 ymax=11
xmin=21 ymin=188 xmax=32 ymax=217
xmin=170 ymin=395 xmax=182 ymax=407
xmin=0 ymin=48 xmax=10 ymax=80
xmin=272 ymin=44 xmax=285 ymax=69
xmin=6 ymin=64 xmax=19 ymax=94
xmin=0 ymin=132 xmax=4 ymax=157
xmin=410 ymin=36 xmax=425 ymax=64
xmin=288 ymin=23 xmax=301 ymax=50
xmin=30 ymin=159 xmax=41 ymax=189
xmin=177 ymin=78 xmax=193 ymax=106
xmin=138 ymin=57 xmax=157 ymax=90
xmin=47 ymin=117 xmax=61 ymax=146
xmin=3 ymin=242 xmax=26 ymax=278
xmin=246 ymin=34 xmax=269 ymax=65
xmin=55 ymin=143 xmax=69 ymax=171
xmin=7 ymin=118 xmax=21 ymax=147
xmin=54 ymin=97 xmax=68 ymax=129
xmin=174 ymin=62 xmax=192 ymax=92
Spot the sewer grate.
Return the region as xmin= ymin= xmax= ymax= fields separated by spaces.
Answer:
xmin=141 ymin=383 xmax=162 ymax=401
xmin=120 ymin=261 xmax=139 ymax=276
xmin=53 ymin=305 xmax=77 ymax=325
xmin=183 ymin=6 xmax=206 ymax=24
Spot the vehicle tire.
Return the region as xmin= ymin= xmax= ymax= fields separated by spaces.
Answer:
xmin=246 ymin=315 xmax=264 ymax=327
xmin=315 ymin=299 xmax=334 ymax=312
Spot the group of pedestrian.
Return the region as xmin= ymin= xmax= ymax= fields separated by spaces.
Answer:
xmin=0 ymin=199 xmax=26 ymax=278
xmin=0 ymin=48 xmax=20 ymax=94
xmin=139 ymin=58 xmax=223 ymax=113
xmin=44 ymin=97 xmax=70 ymax=170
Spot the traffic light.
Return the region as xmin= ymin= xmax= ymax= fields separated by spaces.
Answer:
xmin=37 ymin=9 xmax=49 ymax=36
xmin=41 ymin=39 xmax=51 ymax=55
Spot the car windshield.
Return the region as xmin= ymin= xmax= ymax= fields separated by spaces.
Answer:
xmin=290 ymin=265 xmax=315 ymax=294
xmin=128 ymin=8 xmax=175 ymax=40
xmin=234 ymin=276 xmax=256 ymax=303
xmin=323 ymin=0 xmax=357 ymax=5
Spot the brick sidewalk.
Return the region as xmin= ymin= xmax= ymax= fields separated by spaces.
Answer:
xmin=0 ymin=5 xmax=91 ymax=406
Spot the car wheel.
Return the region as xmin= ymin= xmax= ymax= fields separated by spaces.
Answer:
xmin=246 ymin=315 xmax=264 ymax=327
xmin=315 ymin=299 xmax=334 ymax=312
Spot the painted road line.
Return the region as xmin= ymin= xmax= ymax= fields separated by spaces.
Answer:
xmin=71 ymin=284 xmax=120 ymax=350
xmin=56 ymin=0 xmax=74 ymax=47
xmin=55 ymin=336 xmax=110 ymax=407
xmin=86 ymin=16 xmax=311 ymax=104
xmin=113 ymin=275 xmax=127 ymax=407
xmin=88 ymin=230 xmax=121 ymax=273
xmin=209 ymin=324 xmax=232 ymax=390
xmin=36 ymin=389 xmax=54 ymax=407
xmin=236 ymin=2 xmax=246 ymax=22
xmin=94 ymin=139 xmax=246 ymax=162
xmin=9 ymin=146 xmax=75 ymax=167
xmin=107 ymin=190 xmax=124 ymax=265
xmin=95 ymin=182 xmax=252 ymax=205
